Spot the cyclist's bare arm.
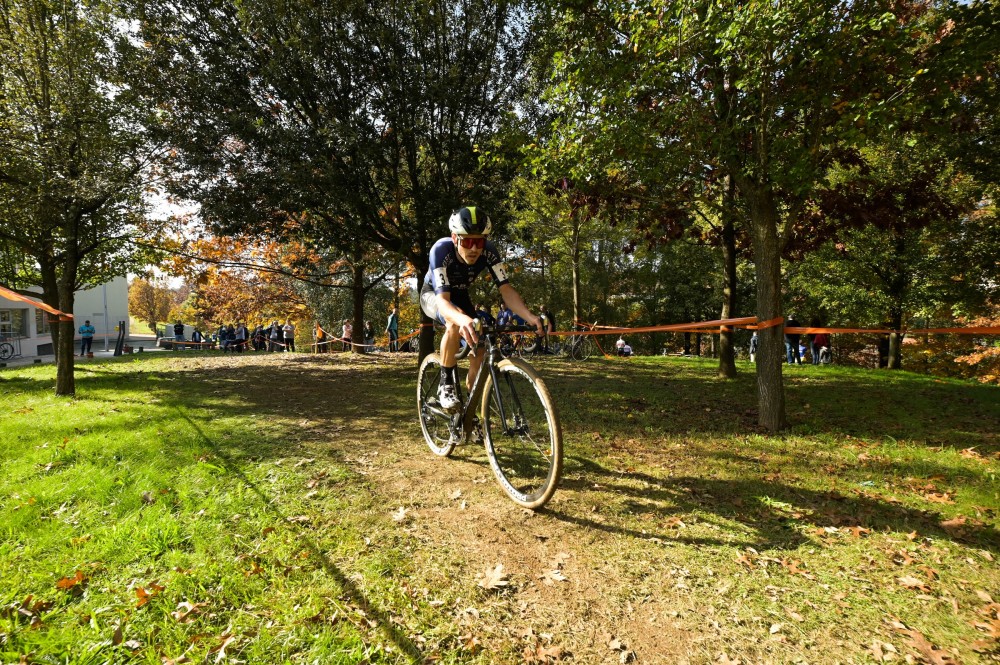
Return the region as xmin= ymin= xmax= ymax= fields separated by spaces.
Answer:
xmin=436 ymin=292 xmax=479 ymax=347
xmin=499 ymin=284 xmax=544 ymax=335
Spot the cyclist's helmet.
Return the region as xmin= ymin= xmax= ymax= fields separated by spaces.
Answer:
xmin=448 ymin=206 xmax=491 ymax=236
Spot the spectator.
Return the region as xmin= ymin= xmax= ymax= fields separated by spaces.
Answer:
xmin=342 ymin=319 xmax=353 ymax=351
xmin=385 ymin=306 xmax=399 ymax=352
xmin=268 ymin=320 xmax=281 ymax=352
xmin=173 ymin=321 xmax=185 ymax=344
xmin=622 ymin=341 xmax=633 ymax=357
xmin=496 ymin=302 xmax=512 ymax=326
xmin=235 ymin=321 xmax=248 ymax=352
xmin=78 ymin=319 xmax=96 ymax=357
xmin=191 ymin=329 xmax=203 ymax=346
xmin=252 ymin=324 xmax=265 ymax=351
xmin=749 ymin=331 xmax=759 ymax=363
xmin=475 ymin=302 xmax=496 ymax=326
xmin=283 ymin=319 xmax=296 ymax=352
xmin=785 ymin=315 xmax=802 ymax=365
xmin=218 ymin=323 xmax=229 ymax=352
xmin=539 ymin=304 xmax=555 ymax=353
xmin=813 ymin=331 xmax=831 ymax=364
xmin=363 ymin=320 xmax=375 ymax=352
xmin=616 ymin=336 xmax=626 ymax=356
xmin=316 ymin=322 xmax=327 ymax=353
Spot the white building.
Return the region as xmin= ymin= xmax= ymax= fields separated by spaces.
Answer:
xmin=0 ymin=277 xmax=129 ymax=357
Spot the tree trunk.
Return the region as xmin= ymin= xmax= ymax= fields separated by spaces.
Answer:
xmin=717 ymin=183 xmax=738 ymax=378
xmin=351 ymin=253 xmax=365 ymax=354
xmin=570 ymin=211 xmax=582 ymax=327
xmin=56 ymin=273 xmax=77 ymax=396
xmin=745 ymin=188 xmax=787 ymax=431
xmin=415 ymin=257 xmax=435 ymax=364
xmin=40 ymin=260 xmax=61 ymax=362
xmin=888 ymin=307 xmax=904 ymax=370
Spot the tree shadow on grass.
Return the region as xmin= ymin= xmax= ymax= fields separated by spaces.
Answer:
xmin=549 ymin=455 xmax=1000 ymax=555
xmin=174 ymin=407 xmax=424 ymax=663
xmin=542 ymin=357 xmax=1000 ymax=453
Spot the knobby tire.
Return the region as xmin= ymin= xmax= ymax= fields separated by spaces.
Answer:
xmin=480 ymin=358 xmax=562 ymax=509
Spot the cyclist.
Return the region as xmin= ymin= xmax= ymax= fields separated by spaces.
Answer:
xmin=420 ymin=206 xmax=543 ymax=411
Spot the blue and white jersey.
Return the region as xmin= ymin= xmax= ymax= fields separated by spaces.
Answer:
xmin=423 ymin=238 xmax=510 ymax=297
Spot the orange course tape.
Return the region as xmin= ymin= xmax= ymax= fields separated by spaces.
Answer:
xmin=0 ymin=285 xmax=74 ymax=321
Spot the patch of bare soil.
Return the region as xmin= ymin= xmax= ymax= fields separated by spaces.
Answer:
xmin=188 ymin=352 xmax=698 ymax=662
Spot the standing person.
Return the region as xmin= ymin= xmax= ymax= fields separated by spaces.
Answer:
xmin=419 ymin=206 xmax=543 ymax=410
xmin=363 ymin=321 xmax=375 ymax=352
xmin=217 ymin=323 xmax=228 ymax=352
xmin=283 ymin=319 xmax=296 ymax=352
xmin=191 ymin=328 xmax=203 ymax=346
xmin=341 ymin=319 xmax=353 ymax=351
xmin=538 ymin=304 xmax=555 ymax=353
xmin=385 ymin=306 xmax=399 ymax=352
xmin=616 ymin=336 xmax=627 ymax=356
xmin=813 ymin=331 xmax=831 ymax=365
xmin=173 ymin=321 xmax=185 ymax=344
xmin=749 ymin=331 xmax=759 ymax=363
xmin=78 ymin=319 xmax=96 ymax=357
xmin=315 ymin=322 xmax=327 ymax=353
xmin=785 ymin=315 xmax=802 ymax=365
xmin=496 ymin=302 xmax=512 ymax=326
xmin=252 ymin=324 xmax=265 ymax=351
xmin=235 ymin=321 xmax=248 ymax=352
xmin=475 ymin=302 xmax=496 ymax=327
xmin=268 ymin=320 xmax=280 ymax=352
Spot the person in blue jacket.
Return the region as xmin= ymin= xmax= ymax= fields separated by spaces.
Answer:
xmin=78 ymin=320 xmax=96 ymax=356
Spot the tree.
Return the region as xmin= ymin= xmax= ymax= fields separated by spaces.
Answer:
xmin=130 ymin=0 xmax=535 ymax=358
xmin=128 ymin=278 xmax=173 ymax=335
xmin=544 ymin=0 xmax=969 ymax=429
xmin=0 ymin=0 xmax=164 ymax=395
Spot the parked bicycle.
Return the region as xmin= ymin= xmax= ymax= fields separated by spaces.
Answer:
xmin=0 ymin=340 xmax=15 ymax=361
xmin=417 ymin=323 xmax=563 ymax=509
xmin=554 ymin=325 xmax=596 ymax=361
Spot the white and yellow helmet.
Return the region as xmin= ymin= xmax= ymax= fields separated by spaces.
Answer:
xmin=448 ymin=206 xmax=492 ymax=236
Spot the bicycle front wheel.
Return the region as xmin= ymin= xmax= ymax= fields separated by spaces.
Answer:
xmin=480 ymin=358 xmax=562 ymax=509
xmin=572 ymin=337 xmax=595 ymax=361
xmin=0 ymin=343 xmax=13 ymax=360
xmin=417 ymin=353 xmax=458 ymax=457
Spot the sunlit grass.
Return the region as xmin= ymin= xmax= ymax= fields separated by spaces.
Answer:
xmin=1 ymin=352 xmax=997 ymax=663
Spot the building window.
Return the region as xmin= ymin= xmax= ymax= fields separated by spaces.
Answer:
xmin=0 ymin=309 xmax=29 ymax=337
xmin=35 ymin=309 xmax=52 ymax=336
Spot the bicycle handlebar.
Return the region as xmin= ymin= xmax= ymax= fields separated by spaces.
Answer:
xmin=476 ymin=323 xmax=540 ymax=335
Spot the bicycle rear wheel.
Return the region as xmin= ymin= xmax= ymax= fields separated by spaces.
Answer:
xmin=480 ymin=358 xmax=562 ymax=509
xmin=417 ymin=353 xmax=458 ymax=457
xmin=0 ymin=343 xmax=13 ymax=360
xmin=572 ymin=337 xmax=595 ymax=361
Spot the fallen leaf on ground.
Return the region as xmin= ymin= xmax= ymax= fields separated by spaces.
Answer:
xmin=477 ymin=564 xmax=509 ymax=591
xmin=898 ymin=575 xmax=932 ymax=593
xmin=55 ymin=570 xmax=88 ymax=594
xmin=541 ymin=569 xmax=568 ymax=585
xmin=392 ymin=507 xmax=410 ymax=522
xmin=896 ymin=628 xmax=958 ymax=664
xmin=170 ymin=601 xmax=206 ymax=623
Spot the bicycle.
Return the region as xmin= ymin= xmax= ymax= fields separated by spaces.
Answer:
xmin=0 ymin=341 xmax=14 ymax=361
xmin=417 ymin=323 xmax=563 ymax=509
xmin=554 ymin=328 xmax=596 ymax=361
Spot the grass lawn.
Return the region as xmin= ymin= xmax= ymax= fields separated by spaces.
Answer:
xmin=1 ymin=352 xmax=997 ymax=664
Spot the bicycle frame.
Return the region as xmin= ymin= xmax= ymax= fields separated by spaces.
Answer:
xmin=425 ymin=325 xmax=534 ymax=439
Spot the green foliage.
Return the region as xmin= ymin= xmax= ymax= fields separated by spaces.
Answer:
xmin=131 ymin=0 xmax=534 ymax=277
